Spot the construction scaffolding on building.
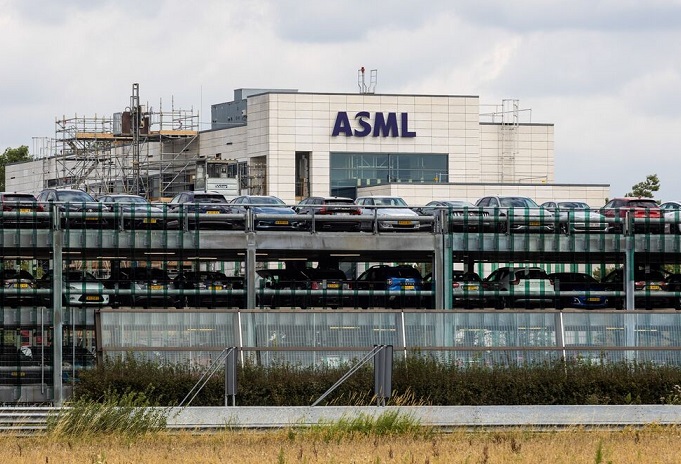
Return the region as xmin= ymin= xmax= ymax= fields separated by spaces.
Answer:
xmin=53 ymin=83 xmax=199 ymax=199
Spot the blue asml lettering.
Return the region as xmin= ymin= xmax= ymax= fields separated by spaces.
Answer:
xmin=331 ymin=112 xmax=416 ymax=138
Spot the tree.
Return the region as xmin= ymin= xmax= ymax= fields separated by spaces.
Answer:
xmin=0 ymin=145 xmax=31 ymax=191
xmin=625 ymin=174 xmax=660 ymax=198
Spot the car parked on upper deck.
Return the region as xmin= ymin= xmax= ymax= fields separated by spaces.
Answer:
xmin=294 ymin=196 xmax=362 ymax=232
xmin=105 ymin=266 xmax=176 ymax=308
xmin=36 ymin=188 xmax=111 ymax=229
xmin=414 ymin=200 xmax=490 ymax=232
xmin=660 ymin=201 xmax=681 ymax=234
xmin=0 ymin=192 xmax=48 ymax=229
xmin=229 ymin=195 xmax=300 ymax=231
xmin=354 ymin=196 xmax=422 ymax=232
xmin=97 ymin=194 xmax=165 ymax=230
xmin=599 ymin=198 xmax=663 ymax=234
xmin=540 ymin=201 xmax=607 ymax=233
xmin=166 ymin=191 xmax=236 ymax=230
xmin=475 ymin=196 xmax=554 ymax=233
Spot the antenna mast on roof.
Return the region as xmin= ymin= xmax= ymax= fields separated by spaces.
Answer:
xmin=358 ymin=67 xmax=377 ymax=94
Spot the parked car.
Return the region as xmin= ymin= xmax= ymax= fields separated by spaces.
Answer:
xmin=540 ymin=201 xmax=607 ymax=233
xmin=354 ymin=264 xmax=424 ymax=308
xmin=0 ymin=269 xmax=40 ymax=307
xmin=475 ymin=196 xmax=554 ymax=233
xmin=105 ymin=267 xmax=176 ymax=308
xmin=660 ymin=201 xmax=681 ymax=234
xmin=166 ymin=191 xmax=236 ymax=230
xmin=174 ymin=271 xmax=245 ymax=308
xmin=299 ymin=267 xmax=353 ymax=308
xmin=230 ymin=195 xmax=300 ymax=231
xmin=547 ymin=272 xmax=607 ymax=309
xmin=294 ymin=196 xmax=362 ymax=231
xmin=255 ymin=268 xmax=309 ymax=309
xmin=354 ymin=196 xmax=421 ymax=232
xmin=663 ymin=273 xmax=681 ymax=310
xmin=36 ymin=188 xmax=111 ymax=229
xmin=423 ymin=270 xmax=484 ymax=308
xmin=482 ymin=266 xmax=555 ymax=309
xmin=415 ymin=200 xmax=491 ymax=232
xmin=97 ymin=194 xmax=165 ymax=229
xmin=0 ymin=192 xmax=48 ymax=229
xmin=600 ymin=198 xmax=663 ymax=234
xmin=38 ymin=270 xmax=110 ymax=306
xmin=600 ymin=268 xmax=668 ymax=309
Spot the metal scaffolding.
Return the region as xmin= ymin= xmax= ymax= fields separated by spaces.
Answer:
xmin=52 ymin=83 xmax=199 ymax=199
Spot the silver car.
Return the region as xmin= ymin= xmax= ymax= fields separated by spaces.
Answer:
xmin=355 ymin=196 xmax=422 ymax=231
xmin=475 ymin=195 xmax=554 ymax=233
xmin=540 ymin=201 xmax=607 ymax=233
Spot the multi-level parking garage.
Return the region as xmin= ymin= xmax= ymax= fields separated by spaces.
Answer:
xmin=3 ymin=206 xmax=681 ymax=404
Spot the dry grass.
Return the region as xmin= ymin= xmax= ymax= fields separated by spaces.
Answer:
xmin=2 ymin=426 xmax=681 ymax=463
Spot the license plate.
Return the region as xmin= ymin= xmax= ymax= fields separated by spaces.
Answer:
xmin=588 ymin=297 xmax=601 ymax=302
xmin=149 ymin=285 xmax=163 ymax=290
xmin=404 ymin=285 xmax=415 ymax=290
xmin=19 ymin=209 xmax=32 ymax=213
xmin=327 ymin=283 xmax=340 ymax=289
xmin=143 ymin=218 xmax=157 ymax=224
xmin=649 ymin=285 xmax=661 ymax=290
xmin=86 ymin=295 xmax=102 ymax=301
xmin=529 ymin=221 xmax=540 ymax=226
xmin=17 ymin=283 xmax=29 ymax=289
xmin=209 ymin=286 xmax=223 ymax=291
xmin=206 ymin=211 xmax=220 ymax=215
xmin=465 ymin=285 xmax=479 ymax=291
xmin=275 ymin=220 xmax=289 ymax=225
xmin=86 ymin=217 xmax=99 ymax=221
xmin=398 ymin=221 xmax=412 ymax=225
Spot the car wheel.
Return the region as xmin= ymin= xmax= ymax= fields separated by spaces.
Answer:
xmin=559 ymin=223 xmax=569 ymax=234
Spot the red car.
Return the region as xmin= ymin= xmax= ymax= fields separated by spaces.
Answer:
xmin=600 ymin=198 xmax=663 ymax=234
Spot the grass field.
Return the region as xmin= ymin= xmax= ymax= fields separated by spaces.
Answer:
xmin=2 ymin=426 xmax=681 ymax=463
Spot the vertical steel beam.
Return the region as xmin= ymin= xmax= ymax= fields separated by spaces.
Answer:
xmin=51 ymin=204 xmax=63 ymax=406
xmin=246 ymin=233 xmax=257 ymax=309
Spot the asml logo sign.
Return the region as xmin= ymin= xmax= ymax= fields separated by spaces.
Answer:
xmin=331 ymin=111 xmax=416 ymax=138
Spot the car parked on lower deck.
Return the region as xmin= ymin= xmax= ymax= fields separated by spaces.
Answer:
xmin=294 ymin=196 xmax=362 ymax=232
xmin=230 ymin=195 xmax=300 ymax=231
xmin=475 ymin=196 xmax=554 ymax=233
xmin=423 ymin=270 xmax=484 ymax=308
xmin=600 ymin=268 xmax=668 ymax=309
xmin=38 ymin=270 xmax=110 ymax=307
xmin=353 ymin=264 xmax=424 ymax=308
xmin=0 ymin=269 xmax=40 ymax=307
xmin=174 ymin=271 xmax=244 ymax=308
xmin=548 ymin=272 xmax=607 ymax=309
xmin=354 ymin=196 xmax=422 ymax=232
xmin=600 ymin=198 xmax=663 ymax=234
xmin=105 ymin=267 xmax=176 ymax=308
xmin=482 ymin=266 xmax=555 ymax=309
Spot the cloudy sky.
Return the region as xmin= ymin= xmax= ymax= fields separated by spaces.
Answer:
xmin=1 ymin=0 xmax=680 ymax=200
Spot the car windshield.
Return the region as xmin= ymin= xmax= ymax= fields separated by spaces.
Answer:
xmin=557 ymin=202 xmax=590 ymax=209
xmin=443 ymin=201 xmax=476 ymax=208
xmin=113 ymin=196 xmax=148 ymax=204
xmin=374 ymin=197 xmax=407 ymax=207
xmin=57 ymin=191 xmax=95 ymax=202
xmin=326 ymin=199 xmax=354 ymax=205
xmin=195 ymin=195 xmax=227 ymax=203
xmin=628 ymin=200 xmax=658 ymax=208
xmin=499 ymin=197 xmax=539 ymax=208
xmin=251 ymin=197 xmax=284 ymax=205
xmin=1 ymin=194 xmax=35 ymax=202
xmin=65 ymin=271 xmax=99 ymax=281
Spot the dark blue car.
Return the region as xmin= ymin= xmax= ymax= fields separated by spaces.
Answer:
xmin=549 ymin=272 xmax=607 ymax=309
xmin=229 ymin=195 xmax=300 ymax=230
